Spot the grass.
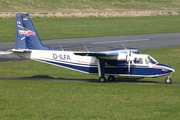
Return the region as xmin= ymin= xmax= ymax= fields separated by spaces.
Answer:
xmin=1 ymin=1 xmax=180 ymax=17
xmin=1 ymin=46 xmax=180 ymax=119
xmin=0 ymin=0 xmax=180 ymax=12
xmin=0 ymin=51 xmax=180 ymax=120
xmin=1 ymin=15 xmax=180 ymax=42
xmin=0 ymin=80 xmax=180 ymax=120
xmin=0 ymin=50 xmax=180 ymax=120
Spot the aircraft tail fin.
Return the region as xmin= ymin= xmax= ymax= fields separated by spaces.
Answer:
xmin=15 ymin=13 xmax=53 ymax=50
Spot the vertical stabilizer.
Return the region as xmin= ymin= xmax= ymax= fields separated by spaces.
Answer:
xmin=15 ymin=13 xmax=52 ymax=50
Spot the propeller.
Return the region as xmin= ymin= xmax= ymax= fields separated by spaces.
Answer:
xmin=121 ymin=43 xmax=134 ymax=73
xmin=127 ymin=50 xmax=132 ymax=73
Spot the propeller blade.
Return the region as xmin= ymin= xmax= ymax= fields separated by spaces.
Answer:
xmin=128 ymin=60 xmax=130 ymax=72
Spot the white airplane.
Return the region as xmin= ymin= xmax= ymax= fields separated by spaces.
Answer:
xmin=0 ymin=13 xmax=175 ymax=84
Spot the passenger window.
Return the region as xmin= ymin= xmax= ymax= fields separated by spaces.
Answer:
xmin=134 ymin=58 xmax=143 ymax=64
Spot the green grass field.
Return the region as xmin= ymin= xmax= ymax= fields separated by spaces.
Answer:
xmin=1 ymin=0 xmax=180 ymax=12
xmin=1 ymin=46 xmax=180 ymax=119
xmin=0 ymin=80 xmax=180 ymax=120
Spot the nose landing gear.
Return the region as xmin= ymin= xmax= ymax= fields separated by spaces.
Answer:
xmin=165 ymin=75 xmax=172 ymax=84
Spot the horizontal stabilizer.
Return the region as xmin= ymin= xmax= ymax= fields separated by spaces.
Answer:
xmin=0 ymin=51 xmax=12 ymax=55
xmin=10 ymin=49 xmax=32 ymax=53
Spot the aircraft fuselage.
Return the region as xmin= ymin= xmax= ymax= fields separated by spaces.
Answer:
xmin=15 ymin=50 xmax=174 ymax=78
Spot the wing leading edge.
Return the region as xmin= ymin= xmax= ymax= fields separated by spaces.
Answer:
xmin=74 ymin=51 xmax=119 ymax=59
xmin=74 ymin=51 xmax=119 ymax=56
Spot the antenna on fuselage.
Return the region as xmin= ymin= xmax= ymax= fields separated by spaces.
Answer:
xmin=59 ymin=45 xmax=64 ymax=51
xmin=83 ymin=45 xmax=89 ymax=52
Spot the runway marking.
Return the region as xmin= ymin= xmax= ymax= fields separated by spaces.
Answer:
xmin=92 ymin=39 xmax=150 ymax=44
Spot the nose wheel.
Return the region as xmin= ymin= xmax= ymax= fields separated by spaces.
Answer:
xmin=165 ymin=75 xmax=172 ymax=84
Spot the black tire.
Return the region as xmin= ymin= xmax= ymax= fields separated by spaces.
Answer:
xmin=99 ymin=77 xmax=106 ymax=82
xmin=165 ymin=77 xmax=172 ymax=84
xmin=108 ymin=75 xmax=115 ymax=82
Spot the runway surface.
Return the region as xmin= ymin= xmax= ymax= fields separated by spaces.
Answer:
xmin=0 ymin=33 xmax=180 ymax=85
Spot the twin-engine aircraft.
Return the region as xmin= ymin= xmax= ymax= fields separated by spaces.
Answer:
xmin=0 ymin=13 xmax=175 ymax=84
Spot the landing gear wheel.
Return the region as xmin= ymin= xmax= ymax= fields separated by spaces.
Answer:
xmin=99 ymin=77 xmax=106 ymax=82
xmin=165 ymin=77 xmax=172 ymax=84
xmin=108 ymin=75 xmax=115 ymax=82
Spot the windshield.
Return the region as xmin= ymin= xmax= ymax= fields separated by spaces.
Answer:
xmin=146 ymin=56 xmax=157 ymax=64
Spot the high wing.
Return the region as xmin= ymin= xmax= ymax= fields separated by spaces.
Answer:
xmin=74 ymin=51 xmax=119 ymax=59
xmin=74 ymin=49 xmax=138 ymax=59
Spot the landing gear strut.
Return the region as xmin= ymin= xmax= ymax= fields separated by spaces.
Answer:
xmin=165 ymin=75 xmax=172 ymax=84
xmin=97 ymin=59 xmax=106 ymax=83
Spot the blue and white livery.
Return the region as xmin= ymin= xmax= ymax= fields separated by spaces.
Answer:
xmin=0 ymin=13 xmax=175 ymax=84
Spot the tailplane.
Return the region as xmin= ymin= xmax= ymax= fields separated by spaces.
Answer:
xmin=15 ymin=13 xmax=54 ymax=50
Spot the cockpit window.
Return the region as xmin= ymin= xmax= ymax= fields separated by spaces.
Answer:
xmin=146 ymin=56 xmax=157 ymax=64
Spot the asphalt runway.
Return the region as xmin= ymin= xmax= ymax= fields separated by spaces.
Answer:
xmin=0 ymin=33 xmax=180 ymax=85
xmin=43 ymin=33 xmax=180 ymax=51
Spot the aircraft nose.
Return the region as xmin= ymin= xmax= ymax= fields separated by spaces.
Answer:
xmin=157 ymin=63 xmax=175 ymax=73
xmin=167 ymin=65 xmax=175 ymax=73
xmin=171 ymin=68 xmax=175 ymax=73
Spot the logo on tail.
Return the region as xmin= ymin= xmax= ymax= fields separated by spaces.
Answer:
xmin=17 ymin=24 xmax=36 ymax=40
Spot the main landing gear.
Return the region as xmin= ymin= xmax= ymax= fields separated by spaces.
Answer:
xmin=108 ymin=75 xmax=115 ymax=82
xmin=165 ymin=75 xmax=172 ymax=84
xmin=99 ymin=75 xmax=115 ymax=82
xmin=99 ymin=77 xmax=106 ymax=82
